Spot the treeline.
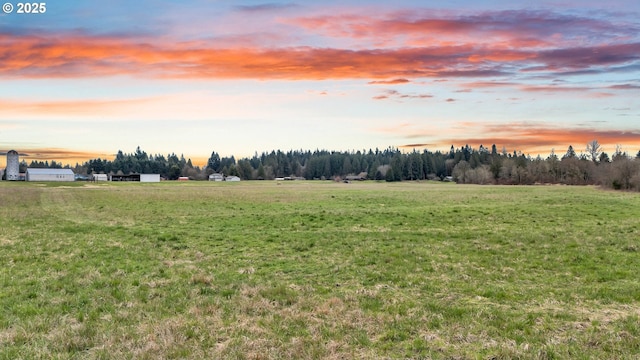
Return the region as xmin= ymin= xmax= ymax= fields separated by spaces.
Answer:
xmin=22 ymin=142 xmax=640 ymax=191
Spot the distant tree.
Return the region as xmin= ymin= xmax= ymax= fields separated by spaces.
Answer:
xmin=228 ymin=164 xmax=239 ymax=177
xmin=468 ymin=165 xmax=493 ymax=184
xmin=562 ymin=145 xmax=576 ymax=159
xmin=612 ymin=145 xmax=627 ymax=162
xmin=489 ymin=156 xmax=502 ymax=180
xmin=599 ymin=152 xmax=610 ymax=163
xmin=528 ymin=156 xmax=550 ymax=183
xmin=256 ymin=164 xmax=266 ymax=180
xmin=386 ymin=155 xmax=403 ymax=182
xmin=585 ymin=140 xmax=602 ymax=163
xmin=498 ymin=158 xmax=517 ymax=184
xmin=341 ymin=157 xmax=352 ymax=175
xmin=134 ymin=146 xmax=148 ymax=161
xmin=168 ymin=165 xmax=181 ymax=180
xmin=452 ymin=160 xmax=471 ymax=184
xmin=237 ymin=159 xmax=254 ymax=180
xmin=207 ymin=151 xmax=221 ymax=172
xmin=611 ymin=158 xmax=638 ymax=190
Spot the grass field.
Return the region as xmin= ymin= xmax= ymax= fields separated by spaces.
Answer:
xmin=1 ymin=181 xmax=639 ymax=359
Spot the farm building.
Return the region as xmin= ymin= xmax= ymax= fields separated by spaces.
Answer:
xmin=110 ymin=174 xmax=140 ymax=181
xmin=140 ymin=174 xmax=160 ymax=182
xmin=109 ymin=174 xmax=160 ymax=182
xmin=225 ymin=176 xmax=241 ymax=182
xmin=6 ymin=150 xmax=20 ymax=181
xmin=26 ymin=168 xmax=75 ymax=182
xmin=92 ymin=174 xmax=108 ymax=181
xmin=209 ymin=173 xmax=224 ymax=181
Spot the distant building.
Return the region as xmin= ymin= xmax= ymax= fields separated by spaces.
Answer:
xmin=209 ymin=173 xmax=224 ymax=181
xmin=225 ymin=176 xmax=241 ymax=182
xmin=110 ymin=173 xmax=140 ymax=181
xmin=345 ymin=172 xmax=368 ymax=181
xmin=26 ymin=168 xmax=75 ymax=182
xmin=6 ymin=150 xmax=20 ymax=181
xmin=178 ymin=176 xmax=189 ymax=181
xmin=140 ymin=174 xmax=160 ymax=182
xmin=92 ymin=174 xmax=108 ymax=181
xmin=109 ymin=173 xmax=160 ymax=182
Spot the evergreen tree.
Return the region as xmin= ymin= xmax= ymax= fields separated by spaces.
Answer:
xmin=562 ymin=145 xmax=576 ymax=159
xmin=207 ymin=151 xmax=221 ymax=172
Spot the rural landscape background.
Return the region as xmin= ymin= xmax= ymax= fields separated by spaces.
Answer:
xmin=2 ymin=0 xmax=640 ymax=358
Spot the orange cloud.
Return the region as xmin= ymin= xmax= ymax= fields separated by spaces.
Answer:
xmin=2 ymin=29 xmax=638 ymax=81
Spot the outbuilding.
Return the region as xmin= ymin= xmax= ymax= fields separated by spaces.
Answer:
xmin=92 ymin=174 xmax=108 ymax=181
xmin=225 ymin=176 xmax=241 ymax=182
xmin=26 ymin=168 xmax=75 ymax=182
xmin=140 ymin=174 xmax=160 ymax=182
xmin=209 ymin=173 xmax=224 ymax=181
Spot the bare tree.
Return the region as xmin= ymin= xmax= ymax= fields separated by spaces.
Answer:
xmin=452 ymin=160 xmax=471 ymax=184
xmin=612 ymin=144 xmax=628 ymax=162
xmin=586 ymin=140 xmax=602 ymax=163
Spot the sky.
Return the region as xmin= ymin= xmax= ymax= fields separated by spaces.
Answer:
xmin=1 ymin=0 xmax=639 ymax=166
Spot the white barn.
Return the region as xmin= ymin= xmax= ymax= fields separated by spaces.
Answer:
xmin=140 ymin=174 xmax=160 ymax=182
xmin=26 ymin=168 xmax=75 ymax=182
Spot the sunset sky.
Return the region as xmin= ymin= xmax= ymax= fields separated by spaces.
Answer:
xmin=1 ymin=0 xmax=639 ymax=166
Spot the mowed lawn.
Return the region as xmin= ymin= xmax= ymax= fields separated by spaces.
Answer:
xmin=1 ymin=181 xmax=639 ymax=359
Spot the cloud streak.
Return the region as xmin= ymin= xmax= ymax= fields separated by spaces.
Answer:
xmin=234 ymin=3 xmax=297 ymax=13
xmin=0 ymin=97 xmax=157 ymax=115
xmin=372 ymin=89 xmax=432 ymax=100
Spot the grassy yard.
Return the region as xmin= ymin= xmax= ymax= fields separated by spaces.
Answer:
xmin=1 ymin=181 xmax=639 ymax=359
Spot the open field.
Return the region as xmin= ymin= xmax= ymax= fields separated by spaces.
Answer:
xmin=1 ymin=181 xmax=639 ymax=359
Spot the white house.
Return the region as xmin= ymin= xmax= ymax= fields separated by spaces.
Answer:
xmin=26 ymin=168 xmax=75 ymax=182
xmin=225 ymin=176 xmax=241 ymax=182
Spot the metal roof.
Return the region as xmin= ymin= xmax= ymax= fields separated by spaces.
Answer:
xmin=26 ymin=168 xmax=75 ymax=175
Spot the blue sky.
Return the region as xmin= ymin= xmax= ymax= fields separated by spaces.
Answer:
xmin=1 ymin=0 xmax=639 ymax=165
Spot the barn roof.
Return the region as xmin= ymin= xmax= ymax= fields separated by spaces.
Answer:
xmin=26 ymin=168 xmax=75 ymax=175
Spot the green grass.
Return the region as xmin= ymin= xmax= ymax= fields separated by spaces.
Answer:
xmin=1 ymin=181 xmax=639 ymax=359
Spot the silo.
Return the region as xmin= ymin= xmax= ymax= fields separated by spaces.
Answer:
xmin=6 ymin=150 xmax=20 ymax=181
